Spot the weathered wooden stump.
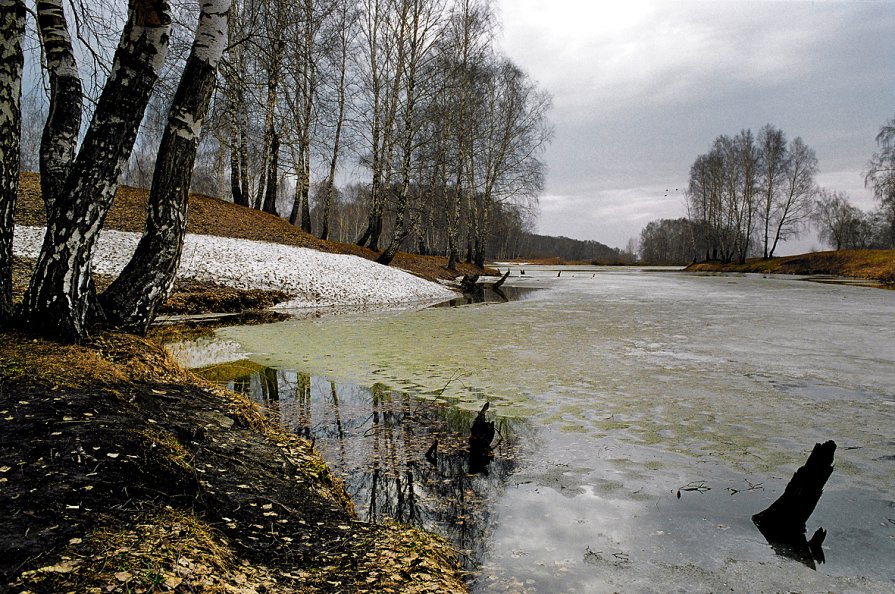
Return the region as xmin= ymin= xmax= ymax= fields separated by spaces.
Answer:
xmin=753 ymin=440 xmax=836 ymax=569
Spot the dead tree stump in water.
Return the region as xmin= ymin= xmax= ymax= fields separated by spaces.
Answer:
xmin=460 ymin=274 xmax=480 ymax=293
xmin=753 ymin=440 xmax=836 ymax=568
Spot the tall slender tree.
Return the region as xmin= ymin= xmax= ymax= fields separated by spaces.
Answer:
xmin=101 ymin=0 xmax=230 ymax=333
xmin=22 ymin=0 xmax=172 ymax=341
xmin=319 ymin=0 xmax=354 ymax=240
xmin=768 ymin=137 xmax=816 ymax=257
xmin=377 ymin=0 xmax=445 ymax=265
xmin=0 ymin=0 xmax=25 ymax=326
xmin=865 ymin=115 xmax=895 ymax=246
xmin=757 ymin=124 xmax=787 ymax=259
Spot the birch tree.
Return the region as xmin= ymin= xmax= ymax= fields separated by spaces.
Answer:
xmin=757 ymin=124 xmax=786 ymax=259
xmin=376 ymin=0 xmax=445 ymax=265
xmin=767 ymin=137 xmax=816 ymax=257
xmin=223 ymin=0 xmax=251 ymax=207
xmin=285 ymin=0 xmax=329 ymax=231
xmin=254 ymin=0 xmax=286 ymax=213
xmin=443 ymin=0 xmax=490 ymax=270
xmin=22 ymin=0 xmax=172 ymax=341
xmin=101 ymin=0 xmax=230 ymax=333
xmin=0 ymin=0 xmax=25 ymax=326
xmin=470 ymin=58 xmax=549 ymax=268
xmin=318 ymin=0 xmax=354 ymax=240
xmin=865 ymin=115 xmax=895 ymax=246
xmin=355 ymin=0 xmax=408 ymax=251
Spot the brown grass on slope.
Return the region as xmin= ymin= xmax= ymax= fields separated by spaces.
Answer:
xmin=685 ymin=250 xmax=895 ymax=284
xmin=15 ymin=171 xmax=488 ymax=283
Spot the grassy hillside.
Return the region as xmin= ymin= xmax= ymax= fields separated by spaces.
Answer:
xmin=15 ymin=172 xmax=486 ymax=283
xmin=685 ymin=250 xmax=895 ymax=285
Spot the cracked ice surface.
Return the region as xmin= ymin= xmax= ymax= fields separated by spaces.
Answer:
xmin=13 ymin=225 xmax=457 ymax=309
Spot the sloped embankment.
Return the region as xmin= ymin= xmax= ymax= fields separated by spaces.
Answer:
xmin=684 ymin=249 xmax=895 ymax=285
xmin=0 ymin=331 xmax=465 ymax=593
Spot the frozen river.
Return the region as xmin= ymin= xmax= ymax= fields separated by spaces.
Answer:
xmin=173 ymin=266 xmax=895 ymax=592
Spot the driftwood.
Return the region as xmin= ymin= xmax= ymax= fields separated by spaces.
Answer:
xmin=753 ymin=440 xmax=836 ymax=569
xmin=492 ymin=268 xmax=511 ymax=289
xmin=460 ymin=274 xmax=480 ymax=293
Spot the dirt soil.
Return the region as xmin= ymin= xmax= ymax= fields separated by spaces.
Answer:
xmin=0 ymin=331 xmax=466 ymax=593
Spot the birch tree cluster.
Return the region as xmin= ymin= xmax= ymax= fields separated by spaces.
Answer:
xmin=639 ymin=117 xmax=895 ymax=264
xmin=193 ymin=0 xmax=552 ymax=268
xmin=1 ymin=0 xmax=230 ymax=340
xmin=685 ymin=124 xmax=818 ymax=263
xmin=811 ymin=114 xmax=895 ymax=251
xmin=1 ymin=0 xmax=551 ymax=341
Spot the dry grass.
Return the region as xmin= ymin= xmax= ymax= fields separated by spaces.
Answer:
xmin=1 ymin=331 xmax=467 ymax=592
xmin=15 ymin=172 xmax=489 ymax=283
xmin=685 ymin=250 xmax=895 ymax=285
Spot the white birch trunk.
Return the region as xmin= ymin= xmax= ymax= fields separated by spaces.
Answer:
xmin=101 ymin=0 xmax=229 ymax=333
xmin=23 ymin=0 xmax=172 ymax=341
xmin=0 ymin=0 xmax=25 ymax=325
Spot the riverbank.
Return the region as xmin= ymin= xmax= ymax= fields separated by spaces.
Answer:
xmin=684 ymin=249 xmax=895 ymax=285
xmin=0 ymin=330 xmax=467 ymax=592
xmin=2 ymin=176 xmax=484 ymax=592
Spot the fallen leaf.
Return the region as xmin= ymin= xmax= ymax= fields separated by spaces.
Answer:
xmin=164 ymin=576 xmax=183 ymax=589
xmin=40 ymin=560 xmax=78 ymax=573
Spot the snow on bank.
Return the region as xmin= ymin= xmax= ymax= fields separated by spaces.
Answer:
xmin=13 ymin=226 xmax=456 ymax=309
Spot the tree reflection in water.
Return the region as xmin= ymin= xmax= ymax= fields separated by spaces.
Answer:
xmin=213 ymin=365 xmax=521 ymax=572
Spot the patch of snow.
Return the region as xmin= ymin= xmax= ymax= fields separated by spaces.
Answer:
xmin=13 ymin=225 xmax=457 ymax=308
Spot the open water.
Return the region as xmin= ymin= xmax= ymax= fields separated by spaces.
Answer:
xmin=170 ymin=267 xmax=895 ymax=592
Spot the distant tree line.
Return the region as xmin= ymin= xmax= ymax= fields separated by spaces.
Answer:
xmin=637 ymin=218 xmax=704 ymax=265
xmin=506 ymin=233 xmax=625 ymax=263
xmin=637 ymin=118 xmax=895 ymax=265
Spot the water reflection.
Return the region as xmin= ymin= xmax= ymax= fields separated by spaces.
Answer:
xmin=433 ymin=285 xmax=539 ymax=307
xmin=760 ymin=529 xmax=827 ymax=570
xmin=198 ymin=362 xmax=523 ymax=572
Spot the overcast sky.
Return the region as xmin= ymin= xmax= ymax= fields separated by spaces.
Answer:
xmin=494 ymin=0 xmax=895 ymax=253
